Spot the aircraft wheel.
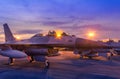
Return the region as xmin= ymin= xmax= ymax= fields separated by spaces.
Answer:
xmin=29 ymin=56 xmax=35 ymax=63
xmin=88 ymin=56 xmax=92 ymax=59
xmin=45 ymin=60 xmax=50 ymax=68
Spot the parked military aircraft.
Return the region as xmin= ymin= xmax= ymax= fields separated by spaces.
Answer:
xmin=0 ymin=23 xmax=107 ymax=67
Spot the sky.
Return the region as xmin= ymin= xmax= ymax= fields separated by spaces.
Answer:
xmin=0 ymin=0 xmax=120 ymax=42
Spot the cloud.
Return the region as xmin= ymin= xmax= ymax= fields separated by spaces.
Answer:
xmin=81 ymin=24 xmax=120 ymax=32
xmin=41 ymin=21 xmax=70 ymax=26
xmin=0 ymin=31 xmax=4 ymax=34
xmin=59 ymin=24 xmax=120 ymax=32
xmin=0 ymin=0 xmax=120 ymax=40
xmin=15 ymin=29 xmax=42 ymax=34
xmin=80 ymin=24 xmax=103 ymax=30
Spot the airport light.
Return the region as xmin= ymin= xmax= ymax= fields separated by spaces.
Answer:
xmin=87 ymin=31 xmax=96 ymax=39
xmin=56 ymin=34 xmax=61 ymax=38
xmin=15 ymin=36 xmax=21 ymax=40
xmin=56 ymin=30 xmax=63 ymax=39
xmin=88 ymin=32 xmax=95 ymax=37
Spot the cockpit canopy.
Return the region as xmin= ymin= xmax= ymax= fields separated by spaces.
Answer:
xmin=31 ymin=33 xmax=43 ymax=38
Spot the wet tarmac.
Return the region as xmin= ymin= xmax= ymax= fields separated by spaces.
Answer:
xmin=0 ymin=51 xmax=120 ymax=79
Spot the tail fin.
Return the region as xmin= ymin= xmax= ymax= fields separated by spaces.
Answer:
xmin=3 ymin=23 xmax=15 ymax=42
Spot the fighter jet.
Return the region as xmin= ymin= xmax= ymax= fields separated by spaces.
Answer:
xmin=0 ymin=23 xmax=106 ymax=67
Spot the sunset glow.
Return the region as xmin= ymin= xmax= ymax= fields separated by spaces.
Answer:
xmin=15 ymin=36 xmax=21 ymax=40
xmin=86 ymin=31 xmax=96 ymax=40
xmin=56 ymin=30 xmax=63 ymax=38
xmin=88 ymin=32 xmax=95 ymax=37
xmin=0 ymin=0 xmax=120 ymax=42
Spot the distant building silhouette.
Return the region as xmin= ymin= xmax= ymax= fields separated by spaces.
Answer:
xmin=118 ymin=40 xmax=120 ymax=43
xmin=106 ymin=39 xmax=115 ymax=43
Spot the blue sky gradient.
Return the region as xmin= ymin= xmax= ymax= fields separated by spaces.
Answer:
xmin=0 ymin=0 xmax=120 ymax=41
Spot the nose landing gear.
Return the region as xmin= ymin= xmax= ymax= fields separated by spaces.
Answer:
xmin=8 ymin=57 xmax=14 ymax=65
xmin=45 ymin=60 xmax=50 ymax=69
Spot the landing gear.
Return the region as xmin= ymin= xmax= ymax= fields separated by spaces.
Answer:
xmin=8 ymin=58 xmax=14 ymax=65
xmin=45 ymin=60 xmax=50 ymax=68
xmin=28 ymin=56 xmax=35 ymax=63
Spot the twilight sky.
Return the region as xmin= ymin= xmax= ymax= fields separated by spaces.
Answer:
xmin=0 ymin=0 xmax=120 ymax=42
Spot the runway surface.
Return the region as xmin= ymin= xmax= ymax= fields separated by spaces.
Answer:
xmin=0 ymin=51 xmax=120 ymax=79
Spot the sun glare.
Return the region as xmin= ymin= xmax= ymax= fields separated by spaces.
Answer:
xmin=56 ymin=30 xmax=63 ymax=38
xmin=88 ymin=32 xmax=95 ymax=37
xmin=87 ymin=31 xmax=96 ymax=39
xmin=15 ymin=36 xmax=21 ymax=40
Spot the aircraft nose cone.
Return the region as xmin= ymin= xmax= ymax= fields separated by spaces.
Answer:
xmin=75 ymin=38 xmax=107 ymax=49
